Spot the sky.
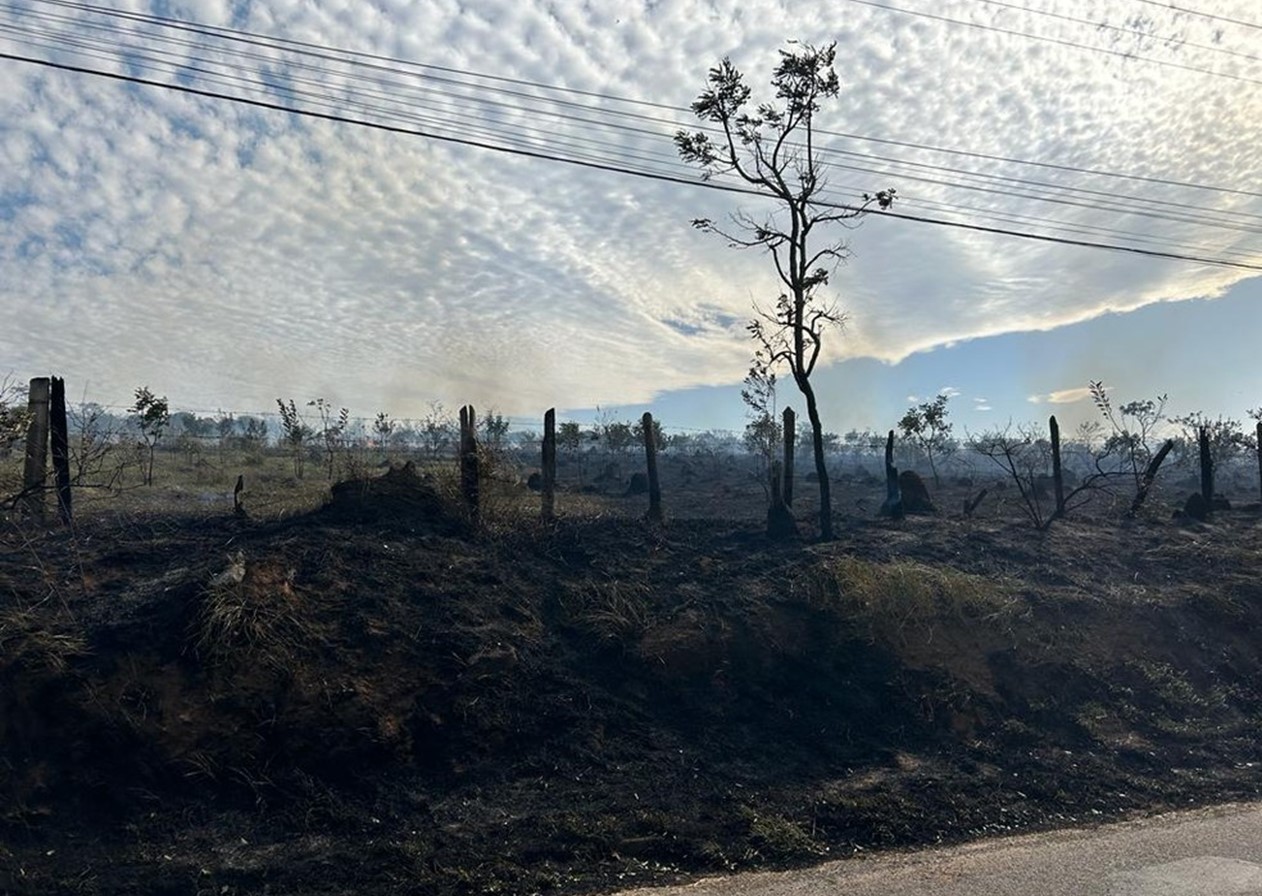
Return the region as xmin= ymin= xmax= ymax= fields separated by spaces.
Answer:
xmin=1 ymin=0 xmax=1260 ymax=438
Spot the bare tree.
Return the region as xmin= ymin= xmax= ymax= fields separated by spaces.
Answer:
xmin=676 ymin=42 xmax=894 ymax=538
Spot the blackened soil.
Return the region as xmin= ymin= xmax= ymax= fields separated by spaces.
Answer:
xmin=5 ymin=472 xmax=1262 ymax=894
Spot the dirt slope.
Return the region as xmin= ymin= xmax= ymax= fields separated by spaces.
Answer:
xmin=4 ymin=468 xmax=1262 ymax=895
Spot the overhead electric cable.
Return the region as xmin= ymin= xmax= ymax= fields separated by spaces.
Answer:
xmin=15 ymin=0 xmax=1260 ymax=200
xmin=8 ymin=6 xmax=1259 ymax=241
xmin=2 ymin=50 xmax=1258 ymax=273
xmin=0 ymin=19 xmax=700 ymax=177
xmin=837 ymin=0 xmax=1262 ymax=86
xmin=967 ymin=0 xmax=1261 ymax=65
xmin=814 ymin=126 xmax=1262 ymax=200
xmin=816 ymin=144 xmax=1262 ymax=226
xmin=1129 ymin=0 xmax=1262 ymax=32
xmin=5 ymin=1 xmax=1261 ymax=262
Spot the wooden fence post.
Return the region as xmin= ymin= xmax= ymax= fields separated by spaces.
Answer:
xmin=1257 ymin=421 xmax=1262 ymax=504
xmin=641 ymin=412 xmax=662 ymax=524
xmin=782 ymin=407 xmax=795 ymax=508
xmin=1049 ymin=415 xmax=1065 ymax=519
xmin=21 ymin=377 xmax=51 ymax=520
xmin=1199 ymin=426 xmax=1213 ymax=507
xmin=1128 ymin=438 xmax=1175 ymax=518
xmin=542 ymin=408 xmax=556 ymax=523
xmin=50 ymin=376 xmax=71 ymax=525
xmin=459 ymin=405 xmax=480 ymax=519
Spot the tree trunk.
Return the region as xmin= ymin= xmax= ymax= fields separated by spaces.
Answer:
xmin=799 ymin=377 xmax=833 ymax=539
xmin=881 ymin=430 xmax=903 ymax=518
xmin=782 ymin=407 xmax=796 ymax=508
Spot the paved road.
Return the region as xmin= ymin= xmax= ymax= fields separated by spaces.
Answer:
xmin=612 ymin=802 xmax=1262 ymax=896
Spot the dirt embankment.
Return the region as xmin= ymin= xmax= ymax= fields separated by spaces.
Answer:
xmin=4 ymin=467 xmax=1262 ymax=895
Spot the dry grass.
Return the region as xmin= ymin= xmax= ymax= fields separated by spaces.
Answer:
xmin=0 ymin=605 xmax=89 ymax=673
xmin=563 ymin=578 xmax=652 ymax=646
xmin=810 ymin=555 xmax=1022 ymax=645
xmin=191 ymin=554 xmax=318 ymax=670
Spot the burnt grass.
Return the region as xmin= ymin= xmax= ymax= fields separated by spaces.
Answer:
xmin=5 ymin=466 xmax=1262 ymax=894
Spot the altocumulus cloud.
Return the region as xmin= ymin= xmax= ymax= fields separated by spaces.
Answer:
xmin=0 ymin=0 xmax=1258 ymax=419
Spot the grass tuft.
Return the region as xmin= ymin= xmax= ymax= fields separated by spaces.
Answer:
xmin=810 ymin=556 xmax=1021 ymax=644
xmin=191 ymin=554 xmax=316 ymax=670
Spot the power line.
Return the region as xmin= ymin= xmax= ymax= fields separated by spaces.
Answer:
xmin=3 ymin=49 xmax=1258 ymax=272
xmin=13 ymin=0 xmax=1261 ymax=202
xmin=837 ymin=0 xmax=1262 ymax=87
xmin=10 ymin=0 xmax=1262 ymax=268
xmin=1129 ymin=0 xmax=1262 ymax=32
xmin=8 ymin=6 xmax=1259 ymax=244
xmin=821 ymin=156 xmax=1262 ymax=237
xmin=1 ymin=18 xmax=699 ymax=179
xmin=813 ymin=127 xmax=1262 ymax=200
xmin=966 ymin=0 xmax=1261 ymax=65
xmin=818 ymin=143 xmax=1262 ymax=226
xmin=3 ymin=2 xmax=1260 ymax=263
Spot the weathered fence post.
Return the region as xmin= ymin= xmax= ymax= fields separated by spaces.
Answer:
xmin=21 ymin=377 xmax=51 ymax=520
xmin=1128 ymin=438 xmax=1175 ymax=518
xmin=641 ymin=412 xmax=662 ymax=524
xmin=458 ymin=405 xmax=480 ymax=519
xmin=541 ymin=408 xmax=556 ymax=524
xmin=782 ymin=407 xmax=796 ymax=508
xmin=1049 ymin=415 xmax=1065 ymax=519
xmin=1257 ymin=421 xmax=1262 ymax=504
xmin=50 ymin=376 xmax=72 ymax=525
xmin=1199 ymin=426 xmax=1213 ymax=506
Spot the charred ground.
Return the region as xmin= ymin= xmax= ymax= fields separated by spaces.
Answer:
xmin=4 ymin=464 xmax=1262 ymax=894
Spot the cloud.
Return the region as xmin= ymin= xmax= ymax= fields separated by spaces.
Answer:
xmin=0 ymin=0 xmax=1258 ymax=421
xmin=1028 ymin=387 xmax=1095 ymax=405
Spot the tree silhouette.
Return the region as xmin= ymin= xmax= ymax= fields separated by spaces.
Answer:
xmin=676 ymin=41 xmax=893 ymax=538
